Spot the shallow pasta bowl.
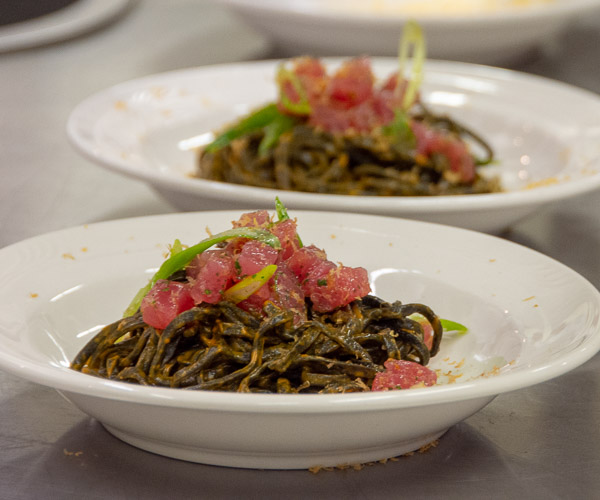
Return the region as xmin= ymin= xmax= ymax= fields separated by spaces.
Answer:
xmin=1 ymin=211 xmax=599 ymax=469
xmin=214 ymin=0 xmax=600 ymax=63
xmin=66 ymin=58 xmax=600 ymax=234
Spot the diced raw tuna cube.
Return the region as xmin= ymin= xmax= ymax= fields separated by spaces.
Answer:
xmin=141 ymin=280 xmax=195 ymax=330
xmin=371 ymin=359 xmax=437 ymax=391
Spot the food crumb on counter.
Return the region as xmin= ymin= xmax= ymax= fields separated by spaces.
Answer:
xmin=308 ymin=440 xmax=440 ymax=474
xmin=63 ymin=449 xmax=83 ymax=457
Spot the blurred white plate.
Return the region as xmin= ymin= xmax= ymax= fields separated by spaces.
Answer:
xmin=67 ymin=59 xmax=600 ymax=234
xmin=0 ymin=0 xmax=130 ymax=53
xmin=215 ymin=0 xmax=600 ymax=62
xmin=0 ymin=211 xmax=599 ymax=468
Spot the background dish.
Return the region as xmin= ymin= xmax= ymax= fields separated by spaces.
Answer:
xmin=215 ymin=0 xmax=600 ymax=63
xmin=67 ymin=59 xmax=600 ymax=234
xmin=1 ymin=211 xmax=599 ymax=469
xmin=0 ymin=0 xmax=131 ymax=53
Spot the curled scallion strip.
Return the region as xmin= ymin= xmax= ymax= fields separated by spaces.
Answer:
xmin=382 ymin=109 xmax=416 ymax=148
xmin=258 ymin=112 xmax=296 ymax=156
xmin=275 ymin=196 xmax=290 ymax=222
xmin=275 ymin=196 xmax=303 ymax=247
xmin=204 ymin=104 xmax=282 ymax=153
xmin=223 ymin=264 xmax=278 ymax=304
xmin=440 ymin=319 xmax=468 ymax=334
xmin=276 ymin=65 xmax=312 ymax=115
xmin=397 ymin=19 xmax=426 ymax=111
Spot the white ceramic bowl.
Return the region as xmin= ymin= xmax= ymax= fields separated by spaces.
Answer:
xmin=0 ymin=0 xmax=130 ymax=53
xmin=215 ymin=0 xmax=600 ymax=63
xmin=66 ymin=59 xmax=600 ymax=234
xmin=1 ymin=211 xmax=599 ymax=469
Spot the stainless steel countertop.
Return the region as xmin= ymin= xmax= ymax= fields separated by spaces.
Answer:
xmin=1 ymin=1 xmax=599 ymax=497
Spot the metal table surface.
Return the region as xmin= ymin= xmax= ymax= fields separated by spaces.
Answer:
xmin=1 ymin=1 xmax=599 ymax=498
